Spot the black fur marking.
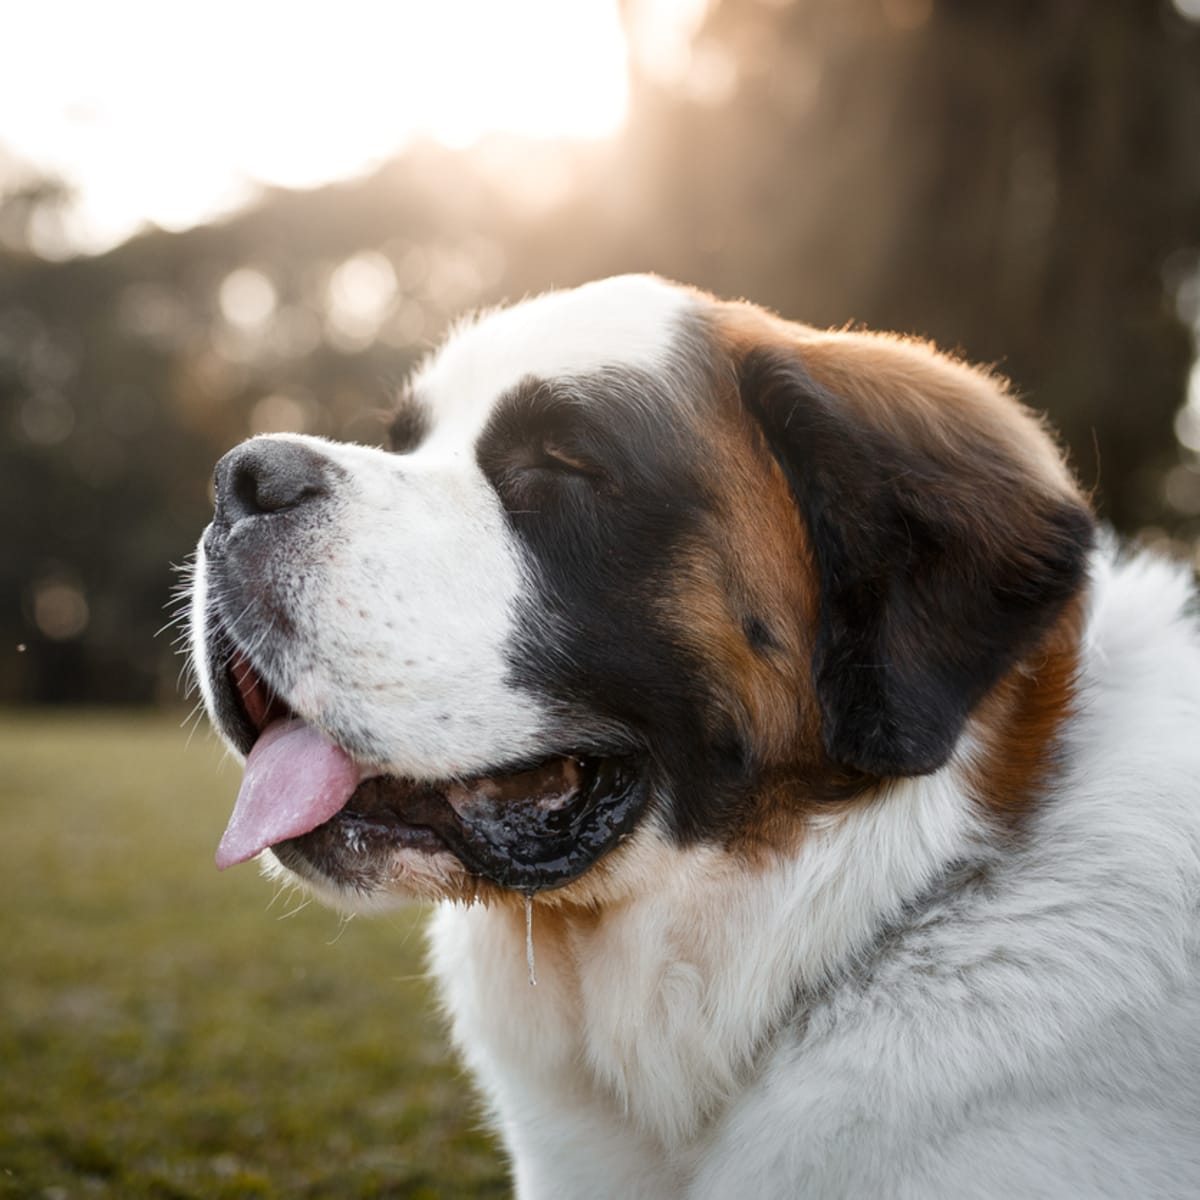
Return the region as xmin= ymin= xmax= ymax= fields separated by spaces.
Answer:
xmin=739 ymin=348 xmax=1095 ymax=778
xmin=388 ymin=390 xmax=429 ymax=453
xmin=743 ymin=615 xmax=776 ymax=653
xmin=477 ymin=367 xmax=759 ymax=846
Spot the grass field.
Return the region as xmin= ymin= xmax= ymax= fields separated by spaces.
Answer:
xmin=0 ymin=711 xmax=508 ymax=1199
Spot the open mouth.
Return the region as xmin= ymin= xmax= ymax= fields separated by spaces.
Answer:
xmin=214 ymin=649 xmax=647 ymax=893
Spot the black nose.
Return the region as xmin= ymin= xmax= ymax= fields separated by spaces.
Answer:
xmin=213 ymin=438 xmax=332 ymax=527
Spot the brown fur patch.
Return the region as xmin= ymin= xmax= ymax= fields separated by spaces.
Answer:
xmin=966 ymin=592 xmax=1087 ymax=825
xmin=653 ymin=349 xmax=881 ymax=855
xmin=662 ymin=399 xmax=819 ymax=764
xmin=712 ymin=297 xmax=1079 ymax=503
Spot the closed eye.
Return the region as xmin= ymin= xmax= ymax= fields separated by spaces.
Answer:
xmin=476 ymin=377 xmax=617 ymax=503
xmin=538 ymin=440 xmax=605 ymax=479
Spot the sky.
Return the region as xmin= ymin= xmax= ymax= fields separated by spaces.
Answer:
xmin=0 ymin=0 xmax=709 ymax=258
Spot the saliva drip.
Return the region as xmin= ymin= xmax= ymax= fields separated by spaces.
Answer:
xmin=524 ymin=893 xmax=537 ymax=988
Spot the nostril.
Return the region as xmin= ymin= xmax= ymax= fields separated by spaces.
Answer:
xmin=230 ymin=456 xmax=322 ymax=515
xmin=213 ymin=438 xmax=333 ymax=526
xmin=231 ymin=459 xmax=265 ymax=515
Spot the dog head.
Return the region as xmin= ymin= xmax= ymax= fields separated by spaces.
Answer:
xmin=189 ymin=275 xmax=1093 ymax=911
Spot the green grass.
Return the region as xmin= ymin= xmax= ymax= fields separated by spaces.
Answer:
xmin=0 ymin=711 xmax=508 ymax=1199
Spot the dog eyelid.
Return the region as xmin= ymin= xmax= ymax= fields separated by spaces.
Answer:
xmin=539 ymin=439 xmax=603 ymax=478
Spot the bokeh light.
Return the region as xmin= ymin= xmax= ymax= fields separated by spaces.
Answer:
xmin=30 ymin=570 xmax=90 ymax=641
xmin=219 ymin=270 xmax=278 ymax=331
xmin=326 ymin=253 xmax=398 ymax=349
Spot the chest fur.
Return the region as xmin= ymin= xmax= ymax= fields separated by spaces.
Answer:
xmin=429 ymin=893 xmax=789 ymax=1150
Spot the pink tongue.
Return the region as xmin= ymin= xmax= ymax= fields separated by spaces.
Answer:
xmin=215 ymin=718 xmax=363 ymax=870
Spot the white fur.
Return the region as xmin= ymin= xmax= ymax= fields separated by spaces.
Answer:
xmin=188 ymin=540 xmax=216 ymax=723
xmin=410 ymin=274 xmax=694 ymax=448
xmin=193 ymin=428 xmax=548 ymax=778
xmin=431 ymin=545 xmax=1200 ymax=1199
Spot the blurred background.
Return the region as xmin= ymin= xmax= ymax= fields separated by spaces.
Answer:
xmin=4 ymin=0 xmax=1200 ymax=1195
xmin=4 ymin=0 xmax=1200 ymax=708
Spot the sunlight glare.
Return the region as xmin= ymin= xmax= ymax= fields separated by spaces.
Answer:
xmin=0 ymin=0 xmax=631 ymax=255
xmin=627 ymin=0 xmax=712 ymax=86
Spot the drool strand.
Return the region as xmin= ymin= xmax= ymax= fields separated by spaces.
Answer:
xmin=524 ymin=894 xmax=537 ymax=988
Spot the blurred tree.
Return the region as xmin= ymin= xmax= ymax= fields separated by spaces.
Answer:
xmin=2 ymin=0 xmax=1198 ymax=704
xmin=616 ymin=0 xmax=1200 ymax=532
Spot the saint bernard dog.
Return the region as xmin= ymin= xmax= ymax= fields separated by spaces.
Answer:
xmin=189 ymin=275 xmax=1200 ymax=1198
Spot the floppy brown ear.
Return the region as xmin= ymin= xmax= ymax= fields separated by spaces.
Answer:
xmin=737 ymin=338 xmax=1094 ymax=779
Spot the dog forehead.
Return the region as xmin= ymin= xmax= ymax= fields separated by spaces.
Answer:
xmin=411 ymin=275 xmax=697 ymax=445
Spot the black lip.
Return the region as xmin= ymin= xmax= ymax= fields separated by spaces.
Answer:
xmin=202 ymin=609 xmax=262 ymax=755
xmin=274 ymin=756 xmax=648 ymax=894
